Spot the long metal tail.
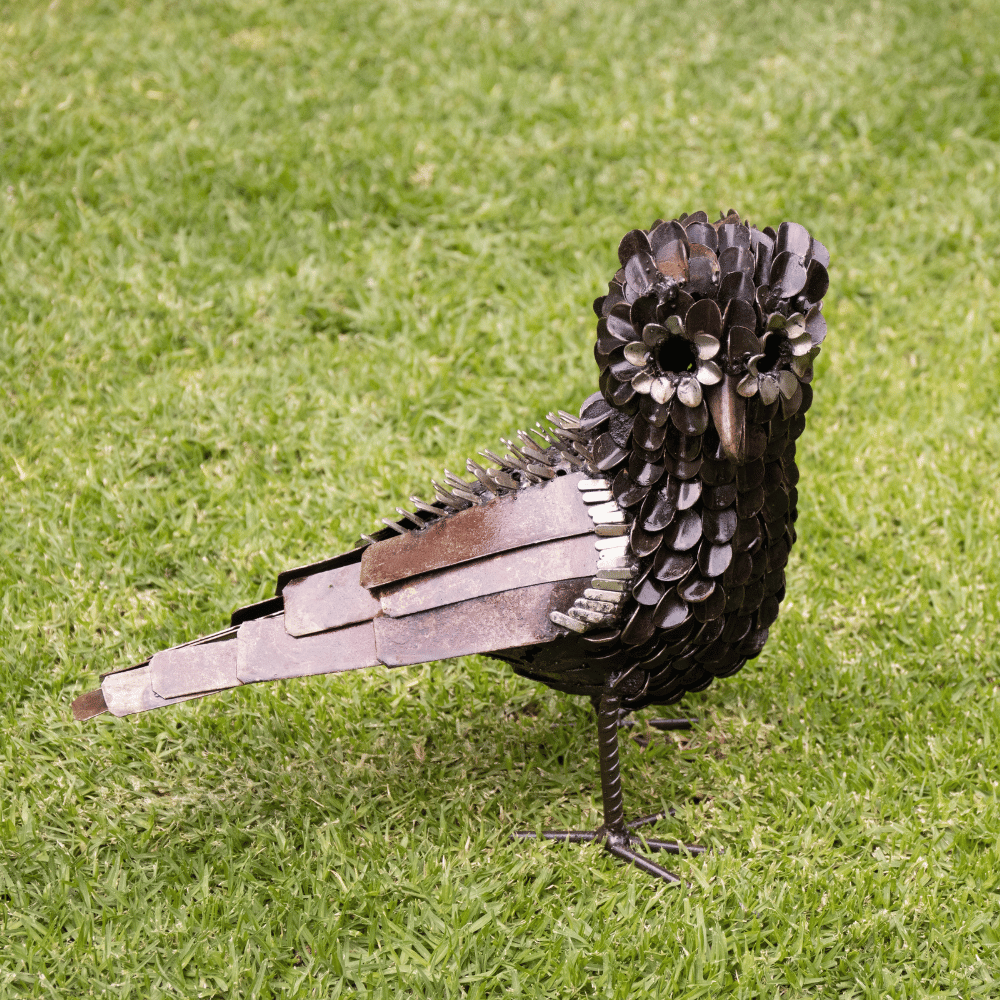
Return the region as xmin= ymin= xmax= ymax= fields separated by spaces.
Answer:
xmin=73 ymin=508 xmax=598 ymax=721
xmin=72 ymin=546 xmax=388 ymax=720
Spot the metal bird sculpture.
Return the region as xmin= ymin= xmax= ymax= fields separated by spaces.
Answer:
xmin=73 ymin=210 xmax=829 ymax=883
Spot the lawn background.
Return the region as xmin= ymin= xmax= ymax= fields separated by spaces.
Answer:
xmin=3 ymin=0 xmax=1000 ymax=996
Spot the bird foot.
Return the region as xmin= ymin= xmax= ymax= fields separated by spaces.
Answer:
xmin=647 ymin=717 xmax=699 ymax=732
xmin=514 ymin=812 xmax=705 ymax=884
xmin=615 ymin=716 xmax=699 ymax=732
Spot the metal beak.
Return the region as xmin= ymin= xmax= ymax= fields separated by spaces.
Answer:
xmin=706 ymin=374 xmax=747 ymax=465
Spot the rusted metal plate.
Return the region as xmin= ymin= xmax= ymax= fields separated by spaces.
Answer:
xmin=102 ymin=664 xmax=211 ymax=717
xmin=359 ymin=472 xmax=593 ymax=589
xmin=282 ymin=560 xmax=383 ymax=638
xmin=374 ymin=578 xmax=590 ymax=667
xmin=150 ymin=633 xmax=241 ymax=700
xmin=71 ymin=688 xmax=108 ymax=721
xmin=236 ymin=615 xmax=380 ymax=683
xmin=378 ymin=534 xmax=598 ymax=618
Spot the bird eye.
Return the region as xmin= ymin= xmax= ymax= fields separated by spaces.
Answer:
xmin=755 ymin=333 xmax=785 ymax=373
xmin=655 ymin=336 xmax=697 ymax=374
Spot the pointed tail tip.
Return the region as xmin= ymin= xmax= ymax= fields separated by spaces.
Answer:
xmin=72 ymin=688 xmax=108 ymax=721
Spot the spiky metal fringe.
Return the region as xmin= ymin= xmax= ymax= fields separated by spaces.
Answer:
xmin=359 ymin=411 xmax=596 ymax=545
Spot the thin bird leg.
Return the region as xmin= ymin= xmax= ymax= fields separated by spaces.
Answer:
xmin=590 ymin=692 xmax=634 ymax=728
xmin=515 ymin=682 xmax=704 ymax=883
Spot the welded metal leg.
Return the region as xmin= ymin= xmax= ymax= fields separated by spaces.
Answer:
xmin=515 ymin=680 xmax=704 ymax=883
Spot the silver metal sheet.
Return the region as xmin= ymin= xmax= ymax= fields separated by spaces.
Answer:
xmin=150 ymin=634 xmax=241 ymax=700
xmin=282 ymin=560 xmax=383 ymax=638
xmin=374 ymin=579 xmax=586 ymax=667
xmin=378 ymin=534 xmax=598 ymax=618
xmin=236 ymin=615 xmax=380 ymax=683
xmin=102 ymin=664 xmax=209 ymax=718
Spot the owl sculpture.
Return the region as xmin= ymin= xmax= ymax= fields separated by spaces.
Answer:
xmin=73 ymin=210 xmax=829 ymax=883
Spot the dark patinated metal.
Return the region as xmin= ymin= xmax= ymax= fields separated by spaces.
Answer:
xmin=70 ymin=687 xmax=108 ymax=721
xmin=73 ymin=210 xmax=828 ymax=887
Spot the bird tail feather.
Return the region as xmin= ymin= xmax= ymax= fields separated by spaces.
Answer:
xmin=72 ymin=470 xmax=603 ymax=722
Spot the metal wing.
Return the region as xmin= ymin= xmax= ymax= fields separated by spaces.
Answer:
xmin=73 ymin=471 xmax=620 ymax=720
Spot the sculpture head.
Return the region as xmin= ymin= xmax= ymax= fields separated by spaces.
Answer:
xmin=589 ymin=210 xmax=829 ymax=479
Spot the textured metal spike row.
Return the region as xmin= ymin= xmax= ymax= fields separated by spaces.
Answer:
xmin=476 ymin=452 xmax=523 ymax=492
xmin=549 ymin=478 xmax=636 ymax=633
xmin=516 ymin=429 xmax=554 ymax=462
xmin=395 ymin=507 xmax=427 ymax=527
xmin=487 ymin=467 xmax=521 ymax=491
xmin=493 ymin=445 xmax=528 ymax=473
xmin=544 ymin=423 xmax=584 ymax=447
xmin=375 ymin=500 xmax=443 ymax=537
xmin=547 ymin=414 xmax=587 ymax=442
xmin=545 ymin=441 xmax=585 ymax=470
xmin=498 ymin=442 xmax=555 ymax=483
xmin=410 ymin=495 xmax=446 ymax=518
xmin=364 ymin=408 xmax=598 ymax=545
xmin=443 ymin=469 xmax=473 ymax=491
xmin=432 ymin=482 xmax=472 ymax=510
xmin=478 ymin=448 xmax=508 ymax=470
xmin=450 ymin=485 xmax=486 ymax=504
xmin=465 ymin=458 xmax=498 ymax=494
xmin=527 ymin=463 xmax=557 ymax=480
xmin=541 ymin=420 xmax=595 ymax=468
xmin=443 ymin=470 xmax=489 ymax=505
xmin=504 ymin=438 xmax=538 ymax=466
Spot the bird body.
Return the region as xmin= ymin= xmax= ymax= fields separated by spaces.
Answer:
xmin=73 ymin=209 xmax=829 ymax=882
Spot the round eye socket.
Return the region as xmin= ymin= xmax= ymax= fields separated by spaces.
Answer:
xmin=755 ymin=334 xmax=785 ymax=373
xmin=656 ymin=335 xmax=697 ymax=374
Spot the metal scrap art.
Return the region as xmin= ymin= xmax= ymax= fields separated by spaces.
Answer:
xmin=73 ymin=210 xmax=830 ymax=883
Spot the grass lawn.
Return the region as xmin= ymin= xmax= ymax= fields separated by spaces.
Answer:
xmin=3 ymin=0 xmax=1000 ymax=995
